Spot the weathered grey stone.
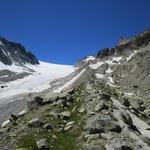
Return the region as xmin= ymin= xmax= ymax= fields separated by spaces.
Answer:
xmin=34 ymin=96 xmax=44 ymax=105
xmin=122 ymin=98 xmax=130 ymax=107
xmin=101 ymin=93 xmax=111 ymax=101
xmin=28 ymin=118 xmax=43 ymax=127
xmin=9 ymin=114 xmax=18 ymax=122
xmin=94 ymin=101 xmax=108 ymax=112
xmin=88 ymin=119 xmax=122 ymax=134
xmin=121 ymin=113 xmax=133 ymax=126
xmin=64 ymin=121 xmax=75 ymax=131
xmin=43 ymin=123 xmax=52 ymax=130
xmin=79 ymin=108 xmax=85 ymax=113
xmin=36 ymin=138 xmax=49 ymax=150
xmin=61 ymin=111 xmax=71 ymax=120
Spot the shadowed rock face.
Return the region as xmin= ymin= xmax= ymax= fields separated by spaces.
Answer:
xmin=96 ymin=29 xmax=150 ymax=58
xmin=0 ymin=37 xmax=39 ymax=65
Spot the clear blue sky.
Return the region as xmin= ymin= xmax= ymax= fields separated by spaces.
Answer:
xmin=0 ymin=0 xmax=150 ymax=64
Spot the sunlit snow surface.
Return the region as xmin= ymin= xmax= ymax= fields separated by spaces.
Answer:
xmin=0 ymin=61 xmax=75 ymax=99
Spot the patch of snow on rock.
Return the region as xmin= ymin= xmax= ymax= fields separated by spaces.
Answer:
xmin=53 ymin=69 xmax=86 ymax=93
xmin=18 ymin=109 xmax=27 ymax=116
xmin=126 ymin=51 xmax=137 ymax=61
xmin=1 ymin=120 xmax=10 ymax=127
xmin=83 ymin=56 xmax=95 ymax=62
xmin=113 ymin=56 xmax=122 ymax=62
xmin=95 ymin=73 xmax=105 ymax=79
xmin=106 ymin=68 xmax=113 ymax=74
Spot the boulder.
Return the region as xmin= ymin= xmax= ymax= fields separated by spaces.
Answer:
xmin=88 ymin=119 xmax=122 ymax=134
xmin=101 ymin=93 xmax=111 ymax=101
xmin=9 ymin=114 xmax=18 ymax=124
xmin=43 ymin=123 xmax=52 ymax=130
xmin=121 ymin=113 xmax=133 ymax=126
xmin=36 ymin=138 xmax=49 ymax=150
xmin=27 ymin=96 xmax=43 ymax=110
xmin=64 ymin=121 xmax=75 ymax=131
xmin=28 ymin=118 xmax=43 ymax=127
xmin=56 ymin=99 xmax=68 ymax=108
xmin=79 ymin=108 xmax=86 ymax=113
xmin=61 ymin=111 xmax=71 ymax=120
xmin=34 ymin=96 xmax=44 ymax=105
xmin=18 ymin=110 xmax=27 ymax=117
xmin=94 ymin=101 xmax=108 ymax=112
xmin=122 ymin=98 xmax=130 ymax=107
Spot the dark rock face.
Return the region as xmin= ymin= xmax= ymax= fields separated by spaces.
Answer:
xmin=0 ymin=70 xmax=30 ymax=83
xmin=0 ymin=37 xmax=39 ymax=65
xmin=96 ymin=48 xmax=115 ymax=58
xmin=96 ymin=29 xmax=150 ymax=58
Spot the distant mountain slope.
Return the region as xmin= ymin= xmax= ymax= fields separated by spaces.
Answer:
xmin=0 ymin=37 xmax=39 ymax=65
xmin=0 ymin=37 xmax=75 ymax=99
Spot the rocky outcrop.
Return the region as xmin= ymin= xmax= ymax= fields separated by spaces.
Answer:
xmin=96 ymin=29 xmax=150 ymax=59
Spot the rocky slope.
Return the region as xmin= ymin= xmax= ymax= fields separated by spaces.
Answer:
xmin=0 ymin=29 xmax=150 ymax=150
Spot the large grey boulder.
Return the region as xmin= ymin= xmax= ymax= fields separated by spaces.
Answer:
xmin=28 ymin=118 xmax=43 ymax=127
xmin=27 ymin=95 xmax=44 ymax=110
xmin=87 ymin=119 xmax=122 ymax=134
xmin=121 ymin=113 xmax=133 ymax=126
xmin=61 ymin=111 xmax=71 ymax=120
xmin=94 ymin=101 xmax=108 ymax=112
xmin=36 ymin=138 xmax=49 ymax=150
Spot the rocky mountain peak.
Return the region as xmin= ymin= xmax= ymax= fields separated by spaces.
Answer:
xmin=96 ymin=29 xmax=150 ymax=59
xmin=0 ymin=37 xmax=39 ymax=66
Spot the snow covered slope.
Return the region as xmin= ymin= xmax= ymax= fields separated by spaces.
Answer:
xmin=0 ymin=61 xmax=75 ymax=100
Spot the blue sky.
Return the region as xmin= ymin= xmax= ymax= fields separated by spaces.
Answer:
xmin=0 ymin=0 xmax=150 ymax=64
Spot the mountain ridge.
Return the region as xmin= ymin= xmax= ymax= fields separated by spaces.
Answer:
xmin=0 ymin=37 xmax=39 ymax=66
